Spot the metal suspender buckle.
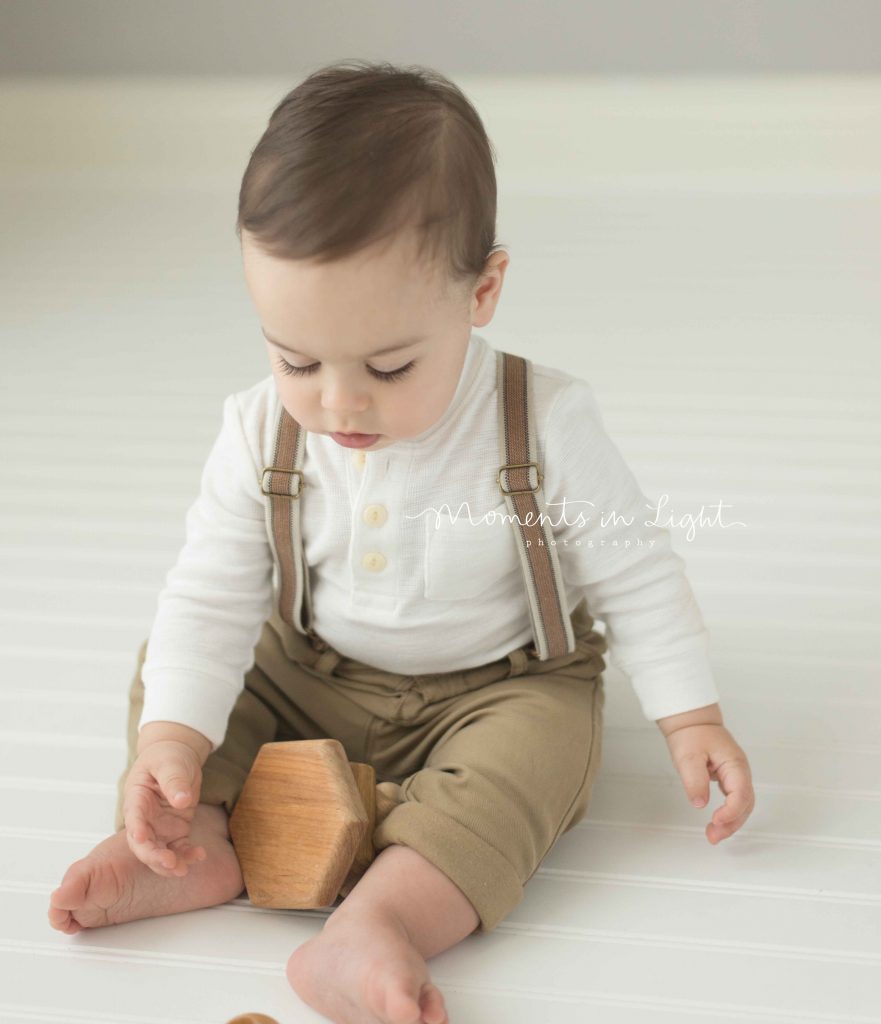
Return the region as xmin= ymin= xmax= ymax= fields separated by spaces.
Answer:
xmin=261 ymin=467 xmax=305 ymax=499
xmin=305 ymin=626 xmax=329 ymax=652
xmin=497 ymin=461 xmax=543 ymax=496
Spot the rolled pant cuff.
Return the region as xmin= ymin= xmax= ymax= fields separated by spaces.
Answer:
xmin=372 ymin=799 xmax=524 ymax=934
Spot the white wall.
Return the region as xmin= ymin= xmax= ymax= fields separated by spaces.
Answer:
xmin=1 ymin=0 xmax=880 ymax=77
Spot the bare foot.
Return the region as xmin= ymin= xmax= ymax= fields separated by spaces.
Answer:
xmin=48 ymin=803 xmax=244 ymax=934
xmin=286 ymin=911 xmax=449 ymax=1024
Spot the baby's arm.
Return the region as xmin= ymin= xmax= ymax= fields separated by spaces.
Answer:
xmin=122 ymin=387 xmax=274 ymax=873
xmin=138 ymin=391 xmax=275 ymax=753
xmin=542 ymin=378 xmax=755 ymax=841
xmin=542 ymin=378 xmax=720 ymax=722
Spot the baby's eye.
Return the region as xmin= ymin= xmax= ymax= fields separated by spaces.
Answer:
xmin=275 ymin=356 xmax=417 ymax=383
xmin=275 ymin=357 xmax=317 ymax=378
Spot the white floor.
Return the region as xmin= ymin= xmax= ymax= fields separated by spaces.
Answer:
xmin=1 ymin=75 xmax=879 ymax=1023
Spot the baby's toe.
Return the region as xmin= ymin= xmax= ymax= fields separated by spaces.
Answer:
xmin=50 ymin=863 xmax=87 ymax=910
xmin=419 ymin=981 xmax=448 ymax=1023
xmin=379 ymin=973 xmax=430 ymax=1024
xmin=48 ymin=867 xmax=88 ymax=932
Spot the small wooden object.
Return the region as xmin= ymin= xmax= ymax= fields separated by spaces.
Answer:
xmin=228 ymin=739 xmax=379 ymax=909
xmin=225 ymin=1016 xmax=280 ymax=1024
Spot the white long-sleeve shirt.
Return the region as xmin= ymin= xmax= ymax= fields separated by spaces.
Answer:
xmin=138 ymin=331 xmax=720 ymax=751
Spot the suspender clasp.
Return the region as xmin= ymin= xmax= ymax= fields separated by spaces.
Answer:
xmin=306 ymin=627 xmax=329 ymax=652
xmin=261 ymin=467 xmax=305 ymax=499
xmin=498 ymin=461 xmax=542 ymax=496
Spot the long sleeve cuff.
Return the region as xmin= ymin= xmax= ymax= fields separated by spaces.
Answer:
xmin=626 ymin=648 xmax=721 ymax=722
xmin=137 ymin=668 xmax=241 ymax=753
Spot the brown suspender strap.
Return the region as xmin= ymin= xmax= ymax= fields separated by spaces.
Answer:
xmin=260 ymin=403 xmax=327 ymax=650
xmin=496 ymin=350 xmax=576 ymax=660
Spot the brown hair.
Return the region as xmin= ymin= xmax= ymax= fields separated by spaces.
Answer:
xmin=236 ymin=59 xmax=506 ymax=299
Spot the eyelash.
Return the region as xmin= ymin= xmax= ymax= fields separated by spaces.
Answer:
xmin=275 ymin=356 xmax=417 ymax=383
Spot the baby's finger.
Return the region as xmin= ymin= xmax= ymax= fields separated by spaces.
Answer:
xmin=674 ymin=751 xmax=711 ymax=808
xmin=714 ymin=797 xmax=748 ymax=826
xmin=130 ymin=833 xmax=175 ymax=873
xmin=707 ymin=821 xmax=731 ymax=844
xmin=123 ymin=784 xmax=160 ymax=842
xmin=125 ymin=820 xmax=183 ymax=874
xmin=139 ymin=839 xmax=185 ymax=872
xmin=707 ymin=811 xmax=748 ymax=843
xmin=708 ymin=783 xmax=754 ymax=843
xmin=168 ymin=839 xmax=207 ymax=866
xmin=151 ymin=834 xmax=210 ymax=875
xmin=716 ymin=760 xmax=754 ymax=820
xmin=125 ymin=807 xmax=156 ymax=853
xmin=711 ymin=801 xmax=752 ymax=838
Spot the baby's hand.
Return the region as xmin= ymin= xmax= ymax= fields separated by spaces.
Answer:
xmin=122 ymin=740 xmax=208 ymax=876
xmin=663 ymin=724 xmax=755 ymax=844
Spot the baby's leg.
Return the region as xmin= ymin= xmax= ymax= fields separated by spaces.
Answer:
xmin=283 ymin=643 xmax=604 ymax=1023
xmin=287 ymin=843 xmax=474 ymax=1024
xmin=48 ymin=803 xmax=244 ymax=934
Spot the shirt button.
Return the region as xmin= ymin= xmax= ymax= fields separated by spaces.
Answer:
xmin=362 ymin=551 xmax=387 ymax=572
xmin=352 ymin=450 xmax=367 ymax=469
xmin=362 ymin=504 xmax=388 ymax=527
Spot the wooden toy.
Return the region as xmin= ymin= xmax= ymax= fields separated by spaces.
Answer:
xmin=224 ymin=1015 xmax=280 ymax=1024
xmin=228 ymin=739 xmax=398 ymax=909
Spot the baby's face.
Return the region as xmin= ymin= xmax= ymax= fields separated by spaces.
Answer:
xmin=241 ymin=228 xmax=500 ymax=452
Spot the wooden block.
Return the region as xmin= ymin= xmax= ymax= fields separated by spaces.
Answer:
xmin=229 ymin=739 xmax=368 ymax=910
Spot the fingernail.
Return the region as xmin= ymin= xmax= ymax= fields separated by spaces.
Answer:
xmin=691 ymin=798 xmax=705 ymax=807
xmin=174 ymin=791 xmax=188 ymax=802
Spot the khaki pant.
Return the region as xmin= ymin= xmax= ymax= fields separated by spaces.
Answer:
xmin=115 ymin=598 xmax=607 ymax=933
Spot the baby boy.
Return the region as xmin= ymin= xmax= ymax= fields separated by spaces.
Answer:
xmin=48 ymin=59 xmax=755 ymax=1024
